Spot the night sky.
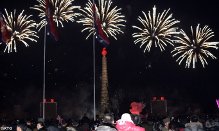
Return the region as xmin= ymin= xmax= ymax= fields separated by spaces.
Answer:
xmin=0 ymin=0 xmax=219 ymax=119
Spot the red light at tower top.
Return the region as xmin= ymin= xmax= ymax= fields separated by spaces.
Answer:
xmin=101 ymin=48 xmax=107 ymax=56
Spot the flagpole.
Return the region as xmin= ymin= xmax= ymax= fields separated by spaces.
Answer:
xmin=92 ymin=0 xmax=96 ymax=121
xmin=42 ymin=26 xmax=47 ymax=120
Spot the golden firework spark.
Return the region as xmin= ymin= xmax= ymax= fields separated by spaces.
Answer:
xmin=1 ymin=9 xmax=38 ymax=53
xmin=77 ymin=0 xmax=126 ymax=39
xmin=31 ymin=0 xmax=81 ymax=30
xmin=132 ymin=5 xmax=180 ymax=52
xmin=172 ymin=24 xmax=219 ymax=68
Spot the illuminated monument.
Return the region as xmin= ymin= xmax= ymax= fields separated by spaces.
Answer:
xmin=100 ymin=48 xmax=109 ymax=116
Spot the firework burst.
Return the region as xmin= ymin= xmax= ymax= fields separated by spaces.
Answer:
xmin=77 ymin=0 xmax=126 ymax=39
xmin=172 ymin=24 xmax=219 ymax=68
xmin=132 ymin=6 xmax=180 ymax=52
xmin=31 ymin=0 xmax=81 ymax=30
xmin=0 ymin=9 xmax=38 ymax=53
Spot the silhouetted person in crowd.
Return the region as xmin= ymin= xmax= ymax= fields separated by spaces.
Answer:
xmin=17 ymin=124 xmax=28 ymax=131
xmin=37 ymin=122 xmax=47 ymax=131
xmin=161 ymin=117 xmax=170 ymax=131
xmin=116 ymin=113 xmax=145 ymax=131
xmin=26 ymin=120 xmax=34 ymax=131
xmin=184 ymin=115 xmax=203 ymax=131
xmin=77 ymin=114 xmax=90 ymax=131
xmin=95 ymin=114 xmax=117 ymax=131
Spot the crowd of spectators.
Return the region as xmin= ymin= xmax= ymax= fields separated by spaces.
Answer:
xmin=1 ymin=113 xmax=219 ymax=131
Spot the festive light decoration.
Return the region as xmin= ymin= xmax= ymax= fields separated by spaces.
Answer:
xmin=77 ymin=0 xmax=126 ymax=39
xmin=216 ymin=99 xmax=219 ymax=109
xmin=132 ymin=5 xmax=180 ymax=52
xmin=130 ymin=102 xmax=145 ymax=115
xmin=160 ymin=96 xmax=165 ymax=101
xmin=152 ymin=97 xmax=157 ymax=101
xmin=0 ymin=9 xmax=38 ymax=53
xmin=172 ymin=24 xmax=219 ymax=68
xmin=31 ymin=0 xmax=81 ymax=30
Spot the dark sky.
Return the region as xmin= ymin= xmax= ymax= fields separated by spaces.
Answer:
xmin=0 ymin=0 xmax=219 ymax=118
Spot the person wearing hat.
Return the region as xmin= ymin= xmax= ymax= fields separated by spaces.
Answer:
xmin=16 ymin=123 xmax=32 ymax=131
xmin=95 ymin=114 xmax=117 ymax=131
xmin=115 ymin=113 xmax=145 ymax=131
xmin=184 ymin=115 xmax=203 ymax=131
xmin=16 ymin=124 xmax=27 ymax=131
xmin=161 ymin=117 xmax=170 ymax=131
xmin=36 ymin=122 xmax=47 ymax=131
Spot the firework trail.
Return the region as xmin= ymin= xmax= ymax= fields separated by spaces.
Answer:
xmin=132 ymin=5 xmax=180 ymax=52
xmin=77 ymin=0 xmax=126 ymax=40
xmin=172 ymin=24 xmax=219 ymax=68
xmin=0 ymin=9 xmax=38 ymax=53
xmin=31 ymin=0 xmax=81 ymax=30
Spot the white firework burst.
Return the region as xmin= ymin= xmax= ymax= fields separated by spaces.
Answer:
xmin=1 ymin=9 xmax=38 ymax=53
xmin=31 ymin=0 xmax=81 ymax=30
xmin=172 ymin=24 xmax=219 ymax=68
xmin=132 ymin=5 xmax=180 ymax=52
xmin=77 ymin=0 xmax=126 ymax=39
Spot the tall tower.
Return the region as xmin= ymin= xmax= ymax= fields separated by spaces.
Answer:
xmin=100 ymin=48 xmax=109 ymax=116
